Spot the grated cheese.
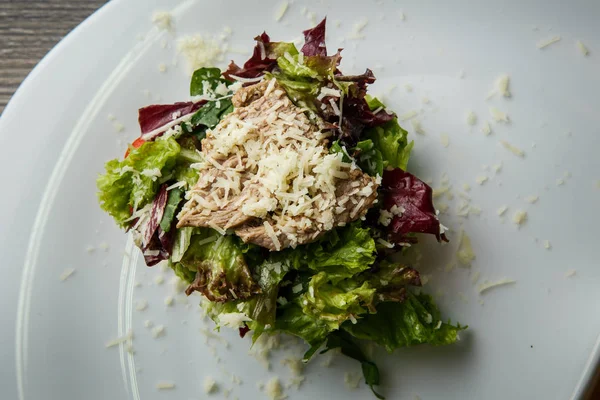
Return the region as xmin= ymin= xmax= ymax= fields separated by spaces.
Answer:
xmin=135 ymin=300 xmax=148 ymax=311
xmin=497 ymin=205 xmax=508 ymax=216
xmin=525 ymin=195 xmax=539 ymax=204
xmin=490 ymin=107 xmax=509 ymax=123
xmin=440 ymin=133 xmax=449 ymax=147
xmin=344 ymin=372 xmax=361 ymax=389
xmin=478 ymin=279 xmax=516 ymax=294
xmin=475 ymin=175 xmax=488 ymax=185
xmin=411 ymin=119 xmax=425 ymax=134
xmin=158 ymin=63 xmax=167 ymax=73
xmin=274 ymin=1 xmax=289 ymax=21
xmin=399 ymin=110 xmax=418 ymax=121
xmin=105 ymin=330 xmax=133 ymax=348
xmin=156 ymin=381 xmax=176 ymax=390
xmin=512 ymin=210 xmax=528 ymax=226
xmin=466 ymin=111 xmax=477 ymax=126
xmin=497 ymin=74 xmax=511 ymax=97
xmin=151 ymin=325 xmax=166 ymax=338
xmin=537 ymin=35 xmax=561 ymax=49
xmin=164 ymin=296 xmax=174 ymax=306
xmin=204 ymin=376 xmax=217 ymax=393
xmin=60 ymin=268 xmax=75 ymax=281
xmin=481 ymin=121 xmax=492 ymax=135
xmin=543 ymin=240 xmax=552 ymax=250
xmin=265 ymin=377 xmax=285 ymax=400
xmin=177 ymin=34 xmax=225 ymax=74
xmin=218 ymin=312 xmax=251 ymax=328
xmin=565 ymin=269 xmax=577 ymax=278
xmin=457 ymin=230 xmax=475 ymax=267
xmin=500 ymin=140 xmax=525 ymax=157
xmin=576 ymin=40 xmax=589 ymax=56
xmin=152 ymin=11 xmax=173 ymax=31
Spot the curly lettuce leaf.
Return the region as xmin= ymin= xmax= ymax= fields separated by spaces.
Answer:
xmin=354 ymin=139 xmax=384 ymax=177
xmin=97 ymin=137 xmax=180 ymax=227
xmin=300 ymin=271 xmax=376 ymax=330
xmin=364 ymin=120 xmax=413 ymax=171
xmin=305 ymin=222 xmax=376 ymax=283
xmin=342 ymin=292 xmax=466 ymax=352
xmin=274 ymin=303 xmax=331 ymax=354
xmin=181 ymin=230 xmax=261 ymax=302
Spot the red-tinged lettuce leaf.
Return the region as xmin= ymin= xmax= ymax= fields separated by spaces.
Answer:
xmin=138 ymin=101 xmax=205 ymax=139
xmin=143 ymin=184 xmax=168 ymax=246
xmin=301 ymin=17 xmax=327 ymax=56
xmin=142 ymin=227 xmax=172 ymax=266
xmin=381 ymin=168 xmax=447 ymax=242
xmin=223 ymin=32 xmax=282 ymax=80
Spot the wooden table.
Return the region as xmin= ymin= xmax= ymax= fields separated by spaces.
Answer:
xmin=1 ymin=1 xmax=599 ymax=399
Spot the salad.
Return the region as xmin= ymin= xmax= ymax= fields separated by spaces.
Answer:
xmin=97 ymin=18 xmax=464 ymax=398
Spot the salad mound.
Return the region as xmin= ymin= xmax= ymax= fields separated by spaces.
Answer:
xmin=97 ymin=18 xmax=464 ymax=398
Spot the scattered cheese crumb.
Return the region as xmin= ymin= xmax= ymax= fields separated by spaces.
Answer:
xmin=481 ymin=121 xmax=492 ymax=135
xmin=475 ymin=175 xmax=488 ymax=185
xmin=500 ymin=140 xmax=525 ymax=157
xmin=113 ymin=122 xmax=125 ymax=133
xmin=265 ymin=377 xmax=285 ymax=400
xmin=156 ymin=381 xmax=175 ymax=390
xmin=404 ymin=84 xmax=413 ymax=92
xmin=525 ymin=195 xmax=539 ymax=204
xmin=144 ymin=320 xmax=153 ymax=328
xmin=462 ymin=183 xmax=471 ymax=192
xmin=543 ymin=240 xmax=552 ymax=250
xmin=274 ymin=1 xmax=289 ymax=21
xmin=152 ymin=11 xmax=173 ymax=31
xmin=158 ymin=63 xmax=167 ymax=73
xmin=537 ymin=35 xmax=561 ymax=49
xmin=398 ymin=11 xmax=406 ymax=21
xmin=411 ymin=119 xmax=425 ymax=134
xmin=98 ymin=241 xmax=110 ymax=251
xmin=497 ymin=74 xmax=511 ymax=97
xmin=440 ymin=133 xmax=449 ymax=147
xmin=204 ymin=376 xmax=217 ymax=393
xmin=344 ymin=372 xmax=361 ymax=389
xmin=466 ymin=111 xmax=477 ymax=126
xmin=105 ymin=330 xmax=133 ymax=348
xmin=60 ymin=268 xmax=75 ymax=281
xmin=177 ymin=34 xmax=224 ymax=74
xmin=565 ymin=269 xmax=577 ymax=278
xmin=512 ymin=210 xmax=528 ymax=226
xmin=164 ymin=296 xmax=174 ymax=306
xmin=492 ymin=163 xmax=503 ymax=173
xmin=471 ymin=270 xmax=481 ymax=284
xmin=399 ymin=110 xmax=418 ymax=121
xmin=556 ymin=178 xmax=565 ymax=186
xmin=135 ymin=300 xmax=148 ymax=311
xmin=576 ymin=40 xmax=590 ymax=56
xmin=497 ymin=205 xmax=508 ymax=216
xmin=457 ymin=230 xmax=475 ymax=267
xmin=154 ymin=275 xmax=165 ymax=285
xmin=490 ymin=107 xmax=509 ymax=123
xmin=421 ymin=96 xmax=431 ymax=104
xmin=151 ymin=325 xmax=166 ymax=338
xmin=478 ymin=278 xmax=516 ymax=294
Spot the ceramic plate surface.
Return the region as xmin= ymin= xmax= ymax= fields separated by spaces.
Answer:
xmin=1 ymin=0 xmax=600 ymax=399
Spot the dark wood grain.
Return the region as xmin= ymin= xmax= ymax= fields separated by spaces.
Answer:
xmin=0 ymin=0 xmax=106 ymax=113
xmin=1 ymin=1 xmax=600 ymax=398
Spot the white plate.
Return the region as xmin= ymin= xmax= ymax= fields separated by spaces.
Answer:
xmin=2 ymin=0 xmax=600 ymax=399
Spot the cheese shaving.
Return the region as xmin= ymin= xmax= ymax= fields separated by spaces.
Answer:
xmin=490 ymin=107 xmax=509 ymax=123
xmin=537 ymin=35 xmax=561 ymax=49
xmin=440 ymin=133 xmax=449 ymax=147
xmin=152 ymin=11 xmax=173 ymax=31
xmin=565 ymin=269 xmax=577 ymax=278
xmin=481 ymin=121 xmax=492 ymax=136
xmin=60 ymin=268 xmax=75 ymax=281
xmin=156 ymin=382 xmax=176 ymax=390
xmin=497 ymin=205 xmax=508 ymax=216
xmin=105 ymin=330 xmax=133 ymax=348
xmin=274 ymin=1 xmax=289 ymax=21
xmin=500 ymin=140 xmax=525 ymax=157
xmin=478 ymin=279 xmax=516 ymax=294
xmin=497 ymin=74 xmax=511 ymax=97
xmin=576 ymin=40 xmax=589 ymax=56
xmin=466 ymin=111 xmax=477 ymax=126
xmin=512 ymin=210 xmax=528 ymax=226
xmin=457 ymin=230 xmax=475 ymax=267
xmin=411 ymin=119 xmax=425 ymax=134
xmin=543 ymin=240 xmax=552 ymax=250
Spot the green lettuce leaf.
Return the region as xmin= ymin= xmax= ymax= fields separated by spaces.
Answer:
xmin=159 ymin=187 xmax=183 ymax=232
xmin=190 ymin=98 xmax=234 ymax=129
xmin=190 ymin=67 xmax=229 ymax=95
xmin=306 ymin=222 xmax=376 ymax=283
xmin=354 ymin=139 xmax=384 ymax=177
xmin=342 ymin=292 xmax=466 ymax=352
xmin=277 ymin=54 xmax=320 ymax=79
xmin=274 ymin=303 xmax=331 ymax=355
xmin=181 ymin=230 xmax=261 ymax=302
xmin=301 ymin=271 xmax=376 ymax=330
xmin=97 ymin=137 xmax=180 ymax=227
xmin=364 ymin=117 xmax=413 ymax=171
